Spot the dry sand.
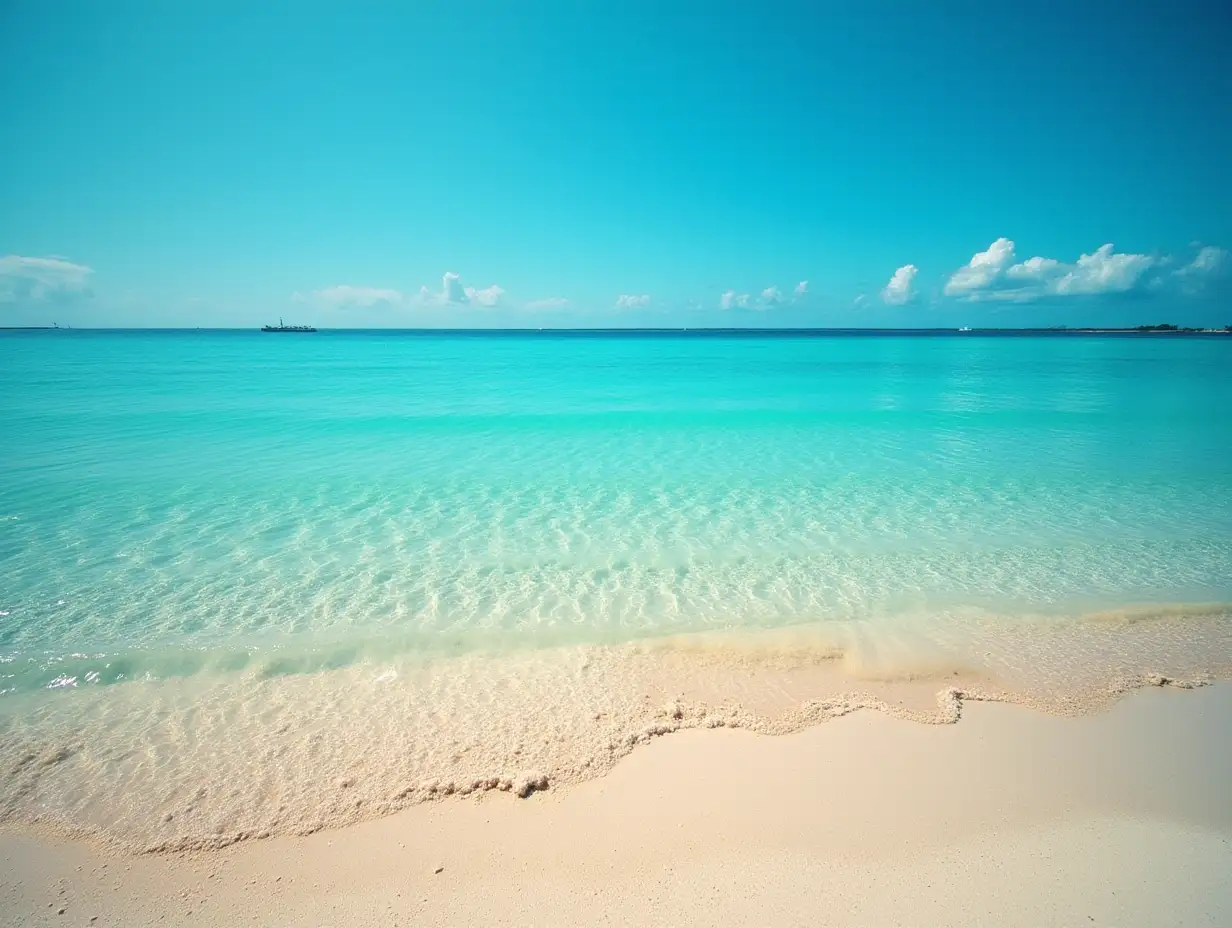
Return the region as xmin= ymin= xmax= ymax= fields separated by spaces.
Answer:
xmin=3 ymin=682 xmax=1231 ymax=927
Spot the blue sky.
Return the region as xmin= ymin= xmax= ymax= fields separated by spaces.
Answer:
xmin=1 ymin=1 xmax=1230 ymax=327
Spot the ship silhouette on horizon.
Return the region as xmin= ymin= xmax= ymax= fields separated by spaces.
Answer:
xmin=261 ymin=317 xmax=317 ymax=333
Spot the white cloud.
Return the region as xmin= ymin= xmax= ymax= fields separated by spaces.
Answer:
xmin=719 ymin=286 xmax=796 ymax=309
xmin=1173 ymin=245 xmax=1227 ymax=285
xmin=944 ymin=239 xmax=1158 ymax=302
xmin=1051 ymin=244 xmax=1155 ymax=295
xmin=853 ymin=294 xmax=868 ymax=307
xmin=442 ymin=271 xmax=468 ymax=303
xmin=615 ymin=294 xmax=650 ymax=308
xmin=944 ymin=237 xmax=1015 ymax=296
xmin=416 ymin=271 xmax=505 ymax=307
xmin=1184 ymin=245 xmax=1227 ymax=274
xmin=881 ymin=265 xmax=918 ymax=305
xmin=0 ymin=255 xmax=93 ymax=302
xmin=525 ymin=297 xmax=569 ymax=310
xmin=314 ymin=285 xmax=403 ymax=308
xmin=1005 ymin=255 xmax=1060 ymax=282
xmin=465 ymin=284 xmax=505 ymax=307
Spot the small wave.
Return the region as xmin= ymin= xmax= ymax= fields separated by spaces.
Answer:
xmin=3 ymin=600 xmax=1229 ymax=697
xmin=0 ymin=602 xmax=1228 ymax=854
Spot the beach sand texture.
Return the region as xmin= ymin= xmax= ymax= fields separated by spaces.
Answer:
xmin=3 ymin=683 xmax=1230 ymax=927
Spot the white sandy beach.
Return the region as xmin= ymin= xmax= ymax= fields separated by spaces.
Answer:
xmin=3 ymin=682 xmax=1230 ymax=927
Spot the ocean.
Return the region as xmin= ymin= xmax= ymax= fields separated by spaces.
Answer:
xmin=2 ymin=329 xmax=1231 ymax=848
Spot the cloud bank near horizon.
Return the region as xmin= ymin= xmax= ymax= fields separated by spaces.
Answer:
xmin=871 ymin=239 xmax=1227 ymax=307
xmin=940 ymin=239 xmax=1227 ymax=303
xmin=3 ymin=241 xmax=1227 ymax=324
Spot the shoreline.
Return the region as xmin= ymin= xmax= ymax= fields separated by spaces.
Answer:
xmin=2 ymin=609 xmax=1231 ymax=855
xmin=4 ymin=683 xmax=1230 ymax=926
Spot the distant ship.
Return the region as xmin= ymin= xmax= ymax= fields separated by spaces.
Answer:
xmin=261 ymin=317 xmax=317 ymax=333
xmin=958 ymin=326 xmax=972 ymax=332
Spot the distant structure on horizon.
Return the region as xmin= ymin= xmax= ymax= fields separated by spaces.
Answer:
xmin=261 ymin=317 xmax=317 ymax=333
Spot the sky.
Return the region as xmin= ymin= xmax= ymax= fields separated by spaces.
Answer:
xmin=1 ymin=1 xmax=1230 ymax=328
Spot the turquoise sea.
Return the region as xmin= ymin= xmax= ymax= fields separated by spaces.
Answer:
xmin=3 ymin=330 xmax=1232 ymax=691
xmin=3 ymin=329 xmax=1232 ymax=848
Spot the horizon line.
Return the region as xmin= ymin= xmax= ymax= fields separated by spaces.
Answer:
xmin=3 ymin=325 xmax=1230 ymax=335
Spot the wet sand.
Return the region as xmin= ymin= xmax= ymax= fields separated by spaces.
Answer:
xmin=3 ymin=683 xmax=1230 ymax=927
xmin=4 ymin=609 xmax=1230 ymax=855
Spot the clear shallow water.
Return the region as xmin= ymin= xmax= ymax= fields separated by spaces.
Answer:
xmin=4 ymin=329 xmax=1232 ymax=849
xmin=2 ymin=330 xmax=1231 ymax=694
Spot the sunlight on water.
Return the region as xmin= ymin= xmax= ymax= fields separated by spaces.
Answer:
xmin=1 ymin=331 xmax=1230 ymax=848
xmin=2 ymin=331 xmax=1231 ymax=689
